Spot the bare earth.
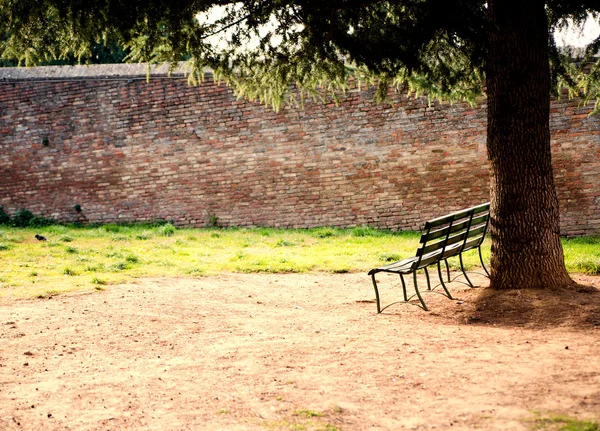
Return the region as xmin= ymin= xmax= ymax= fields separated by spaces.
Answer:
xmin=1 ymin=272 xmax=599 ymax=431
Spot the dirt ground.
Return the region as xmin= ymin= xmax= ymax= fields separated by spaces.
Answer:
xmin=1 ymin=272 xmax=599 ymax=431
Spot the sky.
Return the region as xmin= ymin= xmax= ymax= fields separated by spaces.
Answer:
xmin=554 ymin=16 xmax=600 ymax=47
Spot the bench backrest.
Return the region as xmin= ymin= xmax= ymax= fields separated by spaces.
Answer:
xmin=412 ymin=203 xmax=490 ymax=270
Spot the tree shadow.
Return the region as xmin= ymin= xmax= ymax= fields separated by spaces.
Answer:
xmin=461 ymin=278 xmax=600 ymax=329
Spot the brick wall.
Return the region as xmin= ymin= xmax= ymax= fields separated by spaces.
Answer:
xmin=0 ymin=65 xmax=599 ymax=234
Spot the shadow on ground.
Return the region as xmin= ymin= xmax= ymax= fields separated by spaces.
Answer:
xmin=453 ymin=275 xmax=600 ymax=329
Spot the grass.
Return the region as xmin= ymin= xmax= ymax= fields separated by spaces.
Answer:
xmin=294 ymin=409 xmax=325 ymax=418
xmin=0 ymin=224 xmax=598 ymax=299
xmin=530 ymin=413 xmax=600 ymax=430
xmin=562 ymin=236 xmax=600 ymax=276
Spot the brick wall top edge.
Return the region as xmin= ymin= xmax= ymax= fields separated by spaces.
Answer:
xmin=0 ymin=62 xmax=211 ymax=80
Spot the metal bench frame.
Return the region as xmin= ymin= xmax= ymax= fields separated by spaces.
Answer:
xmin=368 ymin=203 xmax=490 ymax=312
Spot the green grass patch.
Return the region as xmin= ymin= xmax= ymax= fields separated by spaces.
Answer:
xmin=0 ymin=225 xmax=598 ymax=299
xmin=276 ymin=238 xmax=296 ymax=247
xmin=64 ymin=246 xmax=78 ymax=254
xmin=63 ymin=267 xmax=78 ymax=276
xmin=530 ymin=413 xmax=599 ymax=430
xmin=294 ymin=409 xmax=325 ymax=418
xmin=91 ymin=276 xmax=107 ymax=285
xmin=562 ymin=236 xmax=600 ymax=276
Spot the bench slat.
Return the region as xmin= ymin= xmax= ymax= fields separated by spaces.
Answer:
xmin=369 ymin=256 xmax=417 ymax=274
xmin=418 ymin=224 xmax=488 ymax=256
xmin=424 ymin=203 xmax=489 ymax=229
xmin=420 ymin=213 xmax=490 ymax=243
xmin=425 ymin=213 xmax=489 ymax=242
xmin=461 ymin=234 xmax=486 ymax=251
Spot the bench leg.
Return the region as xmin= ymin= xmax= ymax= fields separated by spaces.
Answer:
xmin=424 ymin=267 xmax=432 ymax=290
xmin=399 ymin=274 xmax=408 ymax=302
xmin=444 ymin=259 xmax=451 ymax=282
xmin=371 ymin=273 xmax=382 ymax=313
xmin=371 ymin=271 xmax=428 ymax=313
xmin=413 ymin=271 xmax=428 ymax=311
xmin=459 ymin=253 xmax=474 ymax=287
xmin=479 ymin=247 xmax=490 ymax=278
xmin=437 ymin=261 xmax=454 ymax=299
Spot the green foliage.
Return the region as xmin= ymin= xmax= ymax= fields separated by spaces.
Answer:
xmin=207 ymin=213 xmax=219 ymax=228
xmin=0 ymin=1 xmax=478 ymax=109
xmin=63 ymin=267 xmax=77 ymax=276
xmin=29 ymin=216 xmax=56 ymax=227
xmin=11 ymin=209 xmax=34 ymax=227
xmin=109 ymin=262 xmax=128 ymax=271
xmin=2 ymin=0 xmax=597 ymax=110
xmin=158 ymin=223 xmax=176 ymax=237
xmin=64 ymin=246 xmax=78 ymax=254
xmin=91 ymin=277 xmax=106 ymax=285
xmin=103 ymin=224 xmax=122 ymax=233
xmin=2 ymin=208 xmax=55 ymax=228
xmin=0 ymin=206 xmax=9 ymax=224
xmin=126 ymin=254 xmax=139 ymax=263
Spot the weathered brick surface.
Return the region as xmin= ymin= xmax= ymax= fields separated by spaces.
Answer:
xmin=0 ymin=66 xmax=598 ymax=234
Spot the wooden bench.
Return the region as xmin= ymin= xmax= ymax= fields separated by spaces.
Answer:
xmin=368 ymin=203 xmax=490 ymax=312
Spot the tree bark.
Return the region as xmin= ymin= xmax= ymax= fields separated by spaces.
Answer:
xmin=486 ymin=0 xmax=574 ymax=289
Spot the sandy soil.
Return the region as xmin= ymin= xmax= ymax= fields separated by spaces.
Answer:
xmin=1 ymin=272 xmax=599 ymax=431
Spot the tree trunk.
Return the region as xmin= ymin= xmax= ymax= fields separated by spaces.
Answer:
xmin=486 ymin=0 xmax=574 ymax=289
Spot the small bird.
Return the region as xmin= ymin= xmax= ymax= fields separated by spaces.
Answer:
xmin=35 ymin=234 xmax=48 ymax=241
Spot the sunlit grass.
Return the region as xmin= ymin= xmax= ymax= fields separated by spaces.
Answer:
xmin=562 ymin=236 xmax=600 ymax=276
xmin=0 ymin=224 xmax=597 ymax=299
